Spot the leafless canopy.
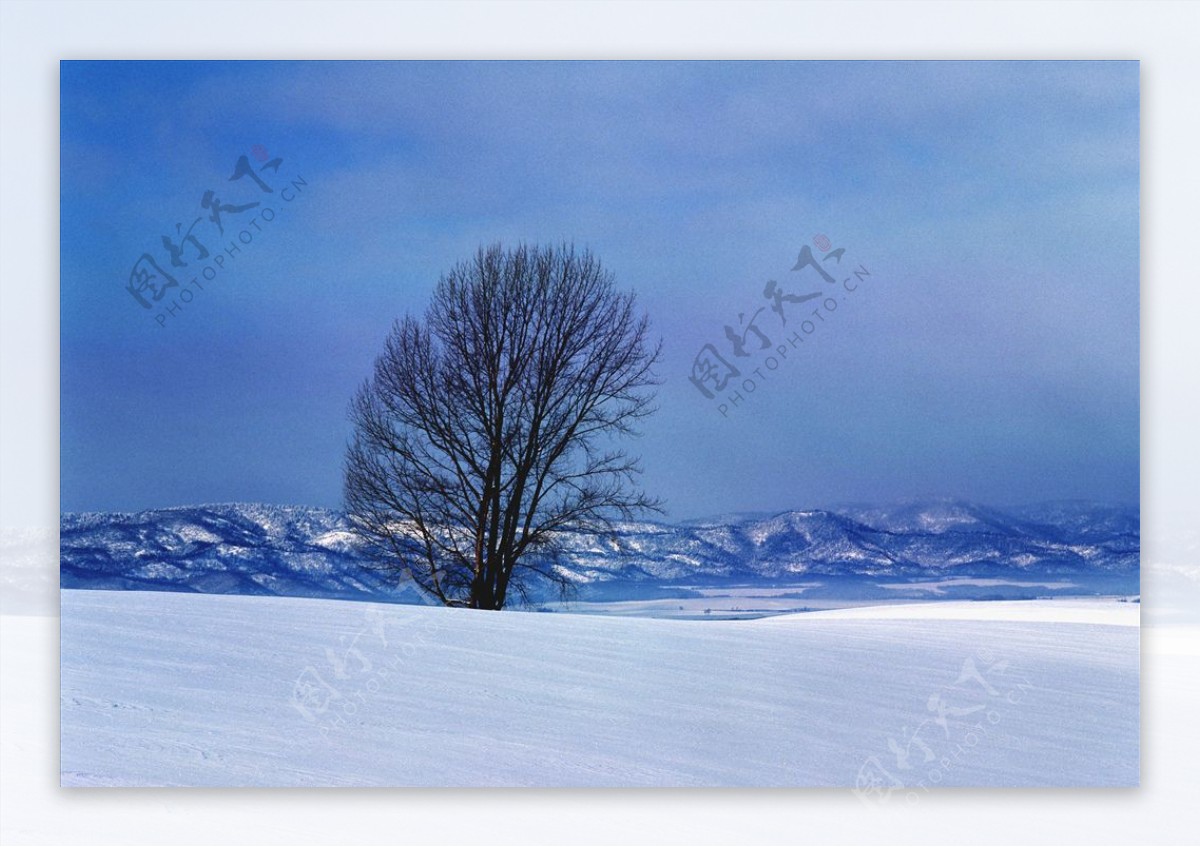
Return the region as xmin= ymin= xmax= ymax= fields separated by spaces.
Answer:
xmin=344 ymin=244 xmax=662 ymax=610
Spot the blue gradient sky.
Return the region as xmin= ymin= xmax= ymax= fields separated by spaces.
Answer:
xmin=60 ymin=61 xmax=1139 ymax=518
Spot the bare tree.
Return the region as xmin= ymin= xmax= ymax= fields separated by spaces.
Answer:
xmin=344 ymin=243 xmax=662 ymax=610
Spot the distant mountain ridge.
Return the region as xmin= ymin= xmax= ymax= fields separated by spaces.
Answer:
xmin=60 ymin=499 xmax=1139 ymax=604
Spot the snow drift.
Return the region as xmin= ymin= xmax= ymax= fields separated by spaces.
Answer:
xmin=60 ymin=590 xmax=1138 ymax=788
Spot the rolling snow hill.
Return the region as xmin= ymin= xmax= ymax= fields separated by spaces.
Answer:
xmin=58 ymin=589 xmax=1139 ymax=787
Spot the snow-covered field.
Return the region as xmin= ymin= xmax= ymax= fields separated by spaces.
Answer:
xmin=59 ymin=590 xmax=1138 ymax=788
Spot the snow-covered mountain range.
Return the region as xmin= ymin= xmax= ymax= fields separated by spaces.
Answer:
xmin=59 ymin=499 xmax=1139 ymax=604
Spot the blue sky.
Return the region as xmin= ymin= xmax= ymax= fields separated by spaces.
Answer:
xmin=60 ymin=60 xmax=1139 ymax=518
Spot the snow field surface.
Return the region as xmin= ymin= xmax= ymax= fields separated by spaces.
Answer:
xmin=59 ymin=590 xmax=1138 ymax=787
